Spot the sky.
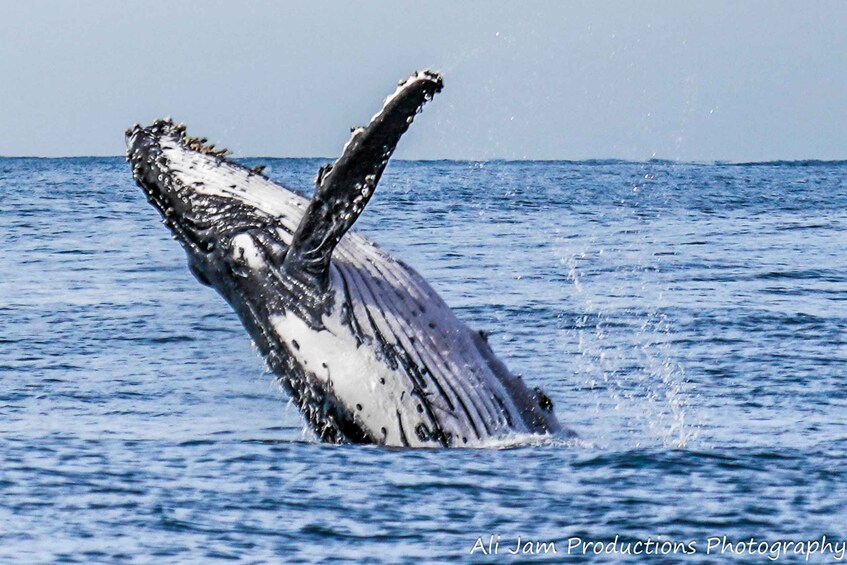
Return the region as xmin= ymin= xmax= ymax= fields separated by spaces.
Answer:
xmin=0 ymin=1 xmax=844 ymax=161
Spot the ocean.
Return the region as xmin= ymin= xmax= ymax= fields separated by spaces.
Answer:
xmin=1 ymin=157 xmax=845 ymax=562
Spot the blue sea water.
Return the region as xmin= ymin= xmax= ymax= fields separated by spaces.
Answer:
xmin=1 ymin=157 xmax=845 ymax=563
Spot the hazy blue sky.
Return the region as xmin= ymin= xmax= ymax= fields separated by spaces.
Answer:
xmin=0 ymin=1 xmax=844 ymax=161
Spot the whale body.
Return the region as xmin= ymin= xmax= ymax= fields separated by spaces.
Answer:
xmin=126 ymin=70 xmax=565 ymax=447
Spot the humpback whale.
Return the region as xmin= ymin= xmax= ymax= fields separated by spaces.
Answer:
xmin=126 ymin=70 xmax=565 ymax=447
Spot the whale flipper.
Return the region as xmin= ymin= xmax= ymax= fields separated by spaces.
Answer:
xmin=283 ymin=71 xmax=443 ymax=290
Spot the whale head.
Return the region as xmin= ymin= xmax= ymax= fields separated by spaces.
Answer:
xmin=125 ymin=120 xmax=327 ymax=341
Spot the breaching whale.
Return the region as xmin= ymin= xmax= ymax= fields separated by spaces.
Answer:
xmin=126 ymin=70 xmax=566 ymax=447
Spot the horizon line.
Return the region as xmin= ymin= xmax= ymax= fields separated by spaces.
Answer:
xmin=1 ymin=155 xmax=845 ymax=166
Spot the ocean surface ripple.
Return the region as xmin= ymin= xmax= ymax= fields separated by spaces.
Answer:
xmin=1 ymin=158 xmax=845 ymax=562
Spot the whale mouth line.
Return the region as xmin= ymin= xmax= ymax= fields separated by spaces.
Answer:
xmin=143 ymin=176 xmax=209 ymax=255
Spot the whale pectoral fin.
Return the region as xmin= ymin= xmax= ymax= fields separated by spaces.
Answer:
xmin=282 ymin=70 xmax=443 ymax=290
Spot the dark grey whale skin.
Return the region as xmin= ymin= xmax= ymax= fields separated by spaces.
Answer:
xmin=126 ymin=70 xmax=568 ymax=447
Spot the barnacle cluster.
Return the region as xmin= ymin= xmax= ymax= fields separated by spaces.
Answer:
xmin=126 ymin=117 xmax=266 ymax=175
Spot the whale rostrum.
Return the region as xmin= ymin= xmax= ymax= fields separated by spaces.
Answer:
xmin=126 ymin=70 xmax=568 ymax=447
